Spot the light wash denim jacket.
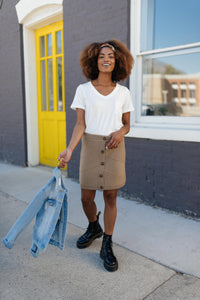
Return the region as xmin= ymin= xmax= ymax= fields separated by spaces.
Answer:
xmin=2 ymin=167 xmax=68 ymax=258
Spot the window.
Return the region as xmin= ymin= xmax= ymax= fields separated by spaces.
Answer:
xmin=180 ymin=83 xmax=187 ymax=106
xmin=189 ymin=83 xmax=196 ymax=103
xmin=130 ymin=0 xmax=200 ymax=141
xmin=141 ymin=0 xmax=200 ymax=51
xmin=172 ymin=83 xmax=178 ymax=100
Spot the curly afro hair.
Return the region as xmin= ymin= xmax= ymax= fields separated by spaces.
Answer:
xmin=79 ymin=39 xmax=134 ymax=82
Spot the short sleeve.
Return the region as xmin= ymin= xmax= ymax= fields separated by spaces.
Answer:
xmin=122 ymin=87 xmax=134 ymax=113
xmin=70 ymin=85 xmax=86 ymax=111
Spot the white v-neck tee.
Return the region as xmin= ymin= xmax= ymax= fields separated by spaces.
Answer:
xmin=71 ymin=81 xmax=134 ymax=136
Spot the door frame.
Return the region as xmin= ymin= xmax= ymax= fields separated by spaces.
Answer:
xmin=15 ymin=0 xmax=63 ymax=166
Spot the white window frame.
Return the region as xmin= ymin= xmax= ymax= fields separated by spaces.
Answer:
xmin=128 ymin=0 xmax=200 ymax=142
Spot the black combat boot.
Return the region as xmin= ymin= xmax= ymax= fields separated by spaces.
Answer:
xmin=100 ymin=233 xmax=118 ymax=272
xmin=76 ymin=212 xmax=103 ymax=249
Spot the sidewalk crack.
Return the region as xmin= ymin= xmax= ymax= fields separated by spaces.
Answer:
xmin=142 ymin=273 xmax=177 ymax=300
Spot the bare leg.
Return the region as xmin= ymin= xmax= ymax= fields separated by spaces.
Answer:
xmin=81 ymin=189 xmax=97 ymax=222
xmin=100 ymin=189 xmax=118 ymax=272
xmin=77 ymin=188 xmax=103 ymax=249
xmin=103 ymin=189 xmax=118 ymax=235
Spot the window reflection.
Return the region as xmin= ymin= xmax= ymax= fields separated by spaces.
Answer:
xmin=41 ymin=60 xmax=47 ymax=111
xmin=141 ymin=0 xmax=200 ymax=51
xmin=56 ymin=31 xmax=62 ymax=54
xmin=57 ymin=57 xmax=63 ymax=111
xmin=40 ymin=36 xmax=45 ymax=57
xmin=47 ymin=34 xmax=52 ymax=56
xmin=142 ymin=51 xmax=200 ymax=116
xmin=48 ymin=59 xmax=54 ymax=111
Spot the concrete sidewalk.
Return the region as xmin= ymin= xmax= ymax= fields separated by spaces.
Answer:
xmin=0 ymin=163 xmax=200 ymax=299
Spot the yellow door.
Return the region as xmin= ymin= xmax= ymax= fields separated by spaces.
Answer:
xmin=35 ymin=21 xmax=66 ymax=167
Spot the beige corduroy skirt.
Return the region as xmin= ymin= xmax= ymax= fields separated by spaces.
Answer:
xmin=79 ymin=133 xmax=126 ymax=190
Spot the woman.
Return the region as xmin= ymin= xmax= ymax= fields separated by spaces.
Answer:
xmin=58 ymin=39 xmax=134 ymax=272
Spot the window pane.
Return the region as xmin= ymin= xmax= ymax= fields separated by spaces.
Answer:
xmin=47 ymin=59 xmax=54 ymax=111
xmin=41 ymin=60 xmax=47 ymax=111
xmin=141 ymin=0 xmax=200 ymax=51
xmin=56 ymin=31 xmax=62 ymax=54
xmin=142 ymin=50 xmax=200 ymax=116
xmin=57 ymin=57 xmax=63 ymax=111
xmin=47 ymin=34 xmax=52 ymax=56
xmin=40 ymin=36 xmax=45 ymax=57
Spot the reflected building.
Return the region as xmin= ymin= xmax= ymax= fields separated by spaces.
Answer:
xmin=142 ymin=73 xmax=200 ymax=116
xmin=167 ymin=74 xmax=200 ymax=116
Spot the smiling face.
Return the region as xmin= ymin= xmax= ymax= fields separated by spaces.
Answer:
xmin=97 ymin=47 xmax=115 ymax=74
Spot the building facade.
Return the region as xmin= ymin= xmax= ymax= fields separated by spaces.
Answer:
xmin=0 ymin=0 xmax=200 ymax=217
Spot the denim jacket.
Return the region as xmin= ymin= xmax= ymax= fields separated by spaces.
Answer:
xmin=2 ymin=167 xmax=68 ymax=258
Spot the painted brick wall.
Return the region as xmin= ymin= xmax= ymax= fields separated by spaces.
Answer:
xmin=125 ymin=138 xmax=200 ymax=218
xmin=0 ymin=0 xmax=26 ymax=165
xmin=63 ymin=0 xmax=200 ymax=218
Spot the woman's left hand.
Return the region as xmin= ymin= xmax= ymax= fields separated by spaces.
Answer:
xmin=106 ymin=112 xmax=131 ymax=149
xmin=106 ymin=130 xmax=124 ymax=149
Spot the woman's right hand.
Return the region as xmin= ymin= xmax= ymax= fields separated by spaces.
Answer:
xmin=58 ymin=148 xmax=72 ymax=168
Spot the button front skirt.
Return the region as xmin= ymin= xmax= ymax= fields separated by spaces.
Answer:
xmin=79 ymin=133 xmax=126 ymax=190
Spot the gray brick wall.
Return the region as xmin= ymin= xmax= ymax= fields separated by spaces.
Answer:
xmin=125 ymin=139 xmax=200 ymax=218
xmin=0 ymin=0 xmax=26 ymax=165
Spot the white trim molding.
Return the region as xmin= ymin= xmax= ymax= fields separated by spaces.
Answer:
xmin=16 ymin=0 xmax=63 ymax=24
xmin=16 ymin=0 xmax=63 ymax=166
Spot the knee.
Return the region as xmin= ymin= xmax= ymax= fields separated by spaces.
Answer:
xmin=104 ymin=191 xmax=117 ymax=208
xmin=81 ymin=191 xmax=95 ymax=206
xmin=81 ymin=195 xmax=91 ymax=206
